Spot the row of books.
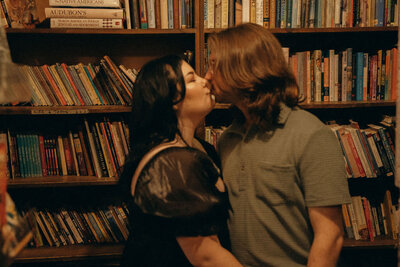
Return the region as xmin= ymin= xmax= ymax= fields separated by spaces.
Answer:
xmin=5 ymin=118 xmax=130 ymax=179
xmin=23 ymin=204 xmax=130 ymax=247
xmin=342 ymin=191 xmax=398 ymax=241
xmin=205 ymin=116 xmax=395 ymax=179
xmin=329 ymin=119 xmax=395 ymax=178
xmin=205 ymin=46 xmax=398 ymax=103
xmin=204 ymin=0 xmax=399 ymax=29
xmin=23 ymin=56 xmax=137 ymax=106
xmin=288 ymin=48 xmax=397 ymax=102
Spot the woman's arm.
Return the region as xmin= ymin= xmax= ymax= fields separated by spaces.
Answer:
xmin=177 ymin=235 xmax=242 ymax=267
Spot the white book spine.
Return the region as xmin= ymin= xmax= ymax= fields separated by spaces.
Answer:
xmin=334 ymin=53 xmax=339 ymax=101
xmin=49 ymin=0 xmax=121 ymax=8
xmin=45 ymin=8 xmax=124 ymax=18
xmin=242 ymin=0 xmax=250 ymax=23
xmin=50 ymin=18 xmax=123 ymax=29
xmin=341 ymin=50 xmax=347 ymax=101
xmin=329 ymin=49 xmax=335 ymax=101
xmin=124 ymin=0 xmax=131 ymax=29
xmin=221 ymin=0 xmax=229 ymax=28
xmin=207 ymin=0 xmax=215 ymax=28
xmin=334 ymin=0 xmax=341 ymax=26
xmin=160 ymin=0 xmax=169 ymax=28
xmin=255 ymin=0 xmax=263 ymax=26
xmin=146 ymin=0 xmax=156 ymax=28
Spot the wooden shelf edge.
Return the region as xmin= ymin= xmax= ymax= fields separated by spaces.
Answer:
xmin=343 ymin=236 xmax=399 ymax=249
xmin=15 ymin=244 xmax=124 ymax=262
xmin=0 ymin=105 xmax=132 ymax=115
xmin=299 ymin=100 xmax=396 ymax=109
xmin=8 ymin=176 xmax=119 ymax=188
xmin=205 ymin=26 xmax=398 ymax=34
xmin=214 ymin=101 xmax=396 ymax=110
xmin=6 ymin=28 xmax=196 ymax=35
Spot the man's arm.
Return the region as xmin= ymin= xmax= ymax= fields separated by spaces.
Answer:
xmin=177 ymin=235 xmax=243 ymax=267
xmin=307 ymin=206 xmax=344 ymax=267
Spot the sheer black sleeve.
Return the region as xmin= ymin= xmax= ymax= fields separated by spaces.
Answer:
xmin=133 ymin=147 xmax=228 ymax=237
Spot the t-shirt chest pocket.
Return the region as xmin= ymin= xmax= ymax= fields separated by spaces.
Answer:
xmin=254 ymin=161 xmax=298 ymax=205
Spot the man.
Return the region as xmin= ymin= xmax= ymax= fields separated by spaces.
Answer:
xmin=205 ymin=23 xmax=351 ymax=267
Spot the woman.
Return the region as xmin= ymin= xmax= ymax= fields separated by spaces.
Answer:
xmin=119 ymin=55 xmax=242 ymax=267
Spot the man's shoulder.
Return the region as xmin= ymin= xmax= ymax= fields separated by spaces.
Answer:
xmin=287 ymin=108 xmax=326 ymax=133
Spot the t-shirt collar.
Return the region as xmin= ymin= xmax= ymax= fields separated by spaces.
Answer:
xmin=224 ymin=103 xmax=292 ymax=136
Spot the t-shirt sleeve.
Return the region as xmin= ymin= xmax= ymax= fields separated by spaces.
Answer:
xmin=133 ymin=149 xmax=228 ymax=237
xmin=299 ymin=126 xmax=351 ymax=207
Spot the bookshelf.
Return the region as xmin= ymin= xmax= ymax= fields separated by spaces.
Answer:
xmin=3 ymin=1 xmax=399 ymax=266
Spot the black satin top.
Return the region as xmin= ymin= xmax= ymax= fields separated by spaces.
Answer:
xmin=120 ymin=143 xmax=229 ymax=267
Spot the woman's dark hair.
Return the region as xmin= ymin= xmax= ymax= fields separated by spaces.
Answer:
xmin=119 ymin=55 xmax=186 ymax=196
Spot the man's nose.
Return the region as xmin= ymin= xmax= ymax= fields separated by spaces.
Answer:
xmin=204 ymin=69 xmax=213 ymax=81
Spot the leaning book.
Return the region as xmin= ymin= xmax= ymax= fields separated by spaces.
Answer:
xmin=50 ymin=18 xmax=123 ymax=29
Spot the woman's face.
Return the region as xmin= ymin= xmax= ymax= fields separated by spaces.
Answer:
xmin=175 ymin=61 xmax=215 ymax=122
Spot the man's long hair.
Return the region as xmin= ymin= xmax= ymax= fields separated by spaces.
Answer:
xmin=207 ymin=23 xmax=299 ymax=129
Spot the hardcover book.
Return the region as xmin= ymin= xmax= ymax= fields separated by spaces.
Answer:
xmin=45 ymin=7 xmax=124 ymax=18
xmin=50 ymin=18 xmax=123 ymax=29
xmin=49 ymin=0 xmax=122 ymax=8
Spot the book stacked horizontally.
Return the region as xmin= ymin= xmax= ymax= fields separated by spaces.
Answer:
xmin=46 ymin=0 xmax=125 ymax=29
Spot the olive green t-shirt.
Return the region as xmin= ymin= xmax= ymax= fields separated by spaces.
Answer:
xmin=218 ymin=105 xmax=351 ymax=267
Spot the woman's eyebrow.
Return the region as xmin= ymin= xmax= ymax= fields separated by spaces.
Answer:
xmin=185 ymin=71 xmax=195 ymax=77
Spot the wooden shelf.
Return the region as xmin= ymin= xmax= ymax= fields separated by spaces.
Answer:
xmin=205 ymin=26 xmax=398 ymax=34
xmin=15 ymin=244 xmax=124 ymax=262
xmin=299 ymin=100 xmax=396 ymax=109
xmin=6 ymin=28 xmax=196 ymax=35
xmin=8 ymin=176 xmax=119 ymax=188
xmin=343 ymin=236 xmax=399 ymax=249
xmin=0 ymin=105 xmax=131 ymax=115
xmin=214 ymin=101 xmax=396 ymax=110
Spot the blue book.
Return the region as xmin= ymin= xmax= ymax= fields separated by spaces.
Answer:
xmin=355 ymin=52 xmax=364 ymax=101
xmin=168 ymin=0 xmax=174 ymax=28
xmin=83 ymin=65 xmax=105 ymax=105
xmin=16 ymin=134 xmax=26 ymax=178
xmin=276 ymin=0 xmax=281 ymax=28
xmin=375 ymin=0 xmax=384 ymax=26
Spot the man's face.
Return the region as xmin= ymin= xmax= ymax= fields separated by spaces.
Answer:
xmin=204 ymin=53 xmax=234 ymax=104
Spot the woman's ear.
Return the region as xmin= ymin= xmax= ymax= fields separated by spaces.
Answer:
xmin=172 ymin=104 xmax=179 ymax=111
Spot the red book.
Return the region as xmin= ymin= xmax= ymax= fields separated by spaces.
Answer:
xmin=0 ymin=133 xmax=8 ymax=226
xmin=41 ymin=65 xmax=67 ymax=106
xmin=345 ymin=131 xmax=366 ymax=177
xmin=362 ymin=197 xmax=375 ymax=241
xmin=62 ymin=137 xmax=76 ymax=175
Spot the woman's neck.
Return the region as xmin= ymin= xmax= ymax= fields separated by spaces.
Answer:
xmin=177 ymin=122 xmax=196 ymax=147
